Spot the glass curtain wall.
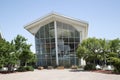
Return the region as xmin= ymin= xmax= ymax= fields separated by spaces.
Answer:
xmin=35 ymin=22 xmax=56 ymax=67
xmin=56 ymin=21 xmax=80 ymax=67
xmin=35 ymin=21 xmax=80 ymax=67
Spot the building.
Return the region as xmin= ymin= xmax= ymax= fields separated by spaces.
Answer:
xmin=25 ymin=13 xmax=88 ymax=67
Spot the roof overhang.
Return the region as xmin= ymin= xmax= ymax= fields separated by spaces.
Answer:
xmin=24 ymin=12 xmax=88 ymax=35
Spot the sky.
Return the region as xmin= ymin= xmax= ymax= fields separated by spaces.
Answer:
xmin=0 ymin=0 xmax=120 ymax=52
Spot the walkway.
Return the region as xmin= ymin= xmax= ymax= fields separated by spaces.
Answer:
xmin=0 ymin=69 xmax=120 ymax=80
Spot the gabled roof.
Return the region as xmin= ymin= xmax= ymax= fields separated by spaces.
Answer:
xmin=24 ymin=12 xmax=88 ymax=35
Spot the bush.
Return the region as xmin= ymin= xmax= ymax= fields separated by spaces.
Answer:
xmin=0 ymin=65 xmax=2 ymax=69
xmin=18 ymin=66 xmax=34 ymax=72
xmin=110 ymin=58 xmax=120 ymax=74
xmin=84 ymin=64 xmax=96 ymax=70
xmin=18 ymin=66 xmax=26 ymax=72
xmin=114 ymin=68 xmax=120 ymax=74
xmin=26 ymin=66 xmax=34 ymax=71
xmin=113 ymin=64 xmax=120 ymax=74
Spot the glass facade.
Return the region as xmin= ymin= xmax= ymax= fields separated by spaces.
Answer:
xmin=35 ymin=21 xmax=80 ymax=67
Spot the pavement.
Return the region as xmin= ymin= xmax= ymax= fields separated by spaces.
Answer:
xmin=0 ymin=69 xmax=120 ymax=80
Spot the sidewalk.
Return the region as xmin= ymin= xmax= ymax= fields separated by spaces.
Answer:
xmin=1 ymin=69 xmax=120 ymax=80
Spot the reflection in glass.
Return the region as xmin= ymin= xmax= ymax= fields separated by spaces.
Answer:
xmin=57 ymin=21 xmax=80 ymax=67
xmin=35 ymin=21 xmax=80 ymax=67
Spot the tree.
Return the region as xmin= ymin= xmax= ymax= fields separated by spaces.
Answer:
xmin=19 ymin=45 xmax=36 ymax=66
xmin=77 ymin=38 xmax=102 ymax=64
xmin=12 ymin=35 xmax=36 ymax=67
xmin=0 ymin=39 xmax=6 ymax=68
xmin=99 ymin=39 xmax=110 ymax=66
xmin=109 ymin=38 xmax=120 ymax=53
xmin=77 ymin=37 xmax=120 ymax=73
xmin=12 ymin=35 xmax=27 ymax=56
xmin=0 ymin=39 xmax=18 ymax=71
xmin=0 ymin=35 xmax=36 ymax=72
xmin=77 ymin=46 xmax=88 ymax=59
xmin=108 ymin=38 xmax=120 ymax=73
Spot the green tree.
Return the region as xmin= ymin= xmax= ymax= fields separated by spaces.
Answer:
xmin=77 ymin=46 xmax=88 ymax=59
xmin=109 ymin=38 xmax=120 ymax=53
xmin=12 ymin=35 xmax=36 ymax=67
xmin=0 ymin=39 xmax=6 ymax=68
xmin=0 ymin=39 xmax=18 ymax=71
xmin=77 ymin=38 xmax=120 ymax=73
xmin=12 ymin=35 xmax=27 ymax=55
xmin=77 ymin=38 xmax=102 ymax=64
xmin=99 ymin=39 xmax=110 ymax=66
xmin=19 ymin=45 xmax=36 ymax=66
xmin=108 ymin=38 xmax=120 ymax=73
xmin=0 ymin=35 xmax=36 ymax=72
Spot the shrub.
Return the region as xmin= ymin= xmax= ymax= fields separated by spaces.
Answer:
xmin=110 ymin=57 xmax=120 ymax=74
xmin=114 ymin=68 xmax=120 ymax=74
xmin=26 ymin=66 xmax=34 ymax=71
xmin=18 ymin=66 xmax=26 ymax=72
xmin=113 ymin=64 xmax=120 ymax=74
xmin=18 ymin=66 xmax=34 ymax=72
xmin=84 ymin=64 xmax=96 ymax=70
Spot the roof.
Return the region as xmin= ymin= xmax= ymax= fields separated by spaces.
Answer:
xmin=24 ymin=12 xmax=88 ymax=35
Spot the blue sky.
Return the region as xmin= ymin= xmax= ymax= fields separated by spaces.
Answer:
xmin=0 ymin=0 xmax=120 ymax=52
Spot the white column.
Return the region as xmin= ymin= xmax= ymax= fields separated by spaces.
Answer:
xmin=79 ymin=31 xmax=86 ymax=65
xmin=54 ymin=21 xmax=59 ymax=66
xmin=80 ymin=31 xmax=82 ymax=43
xmin=79 ymin=31 xmax=82 ymax=66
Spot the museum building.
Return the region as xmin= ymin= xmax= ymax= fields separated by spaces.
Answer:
xmin=25 ymin=13 xmax=88 ymax=67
